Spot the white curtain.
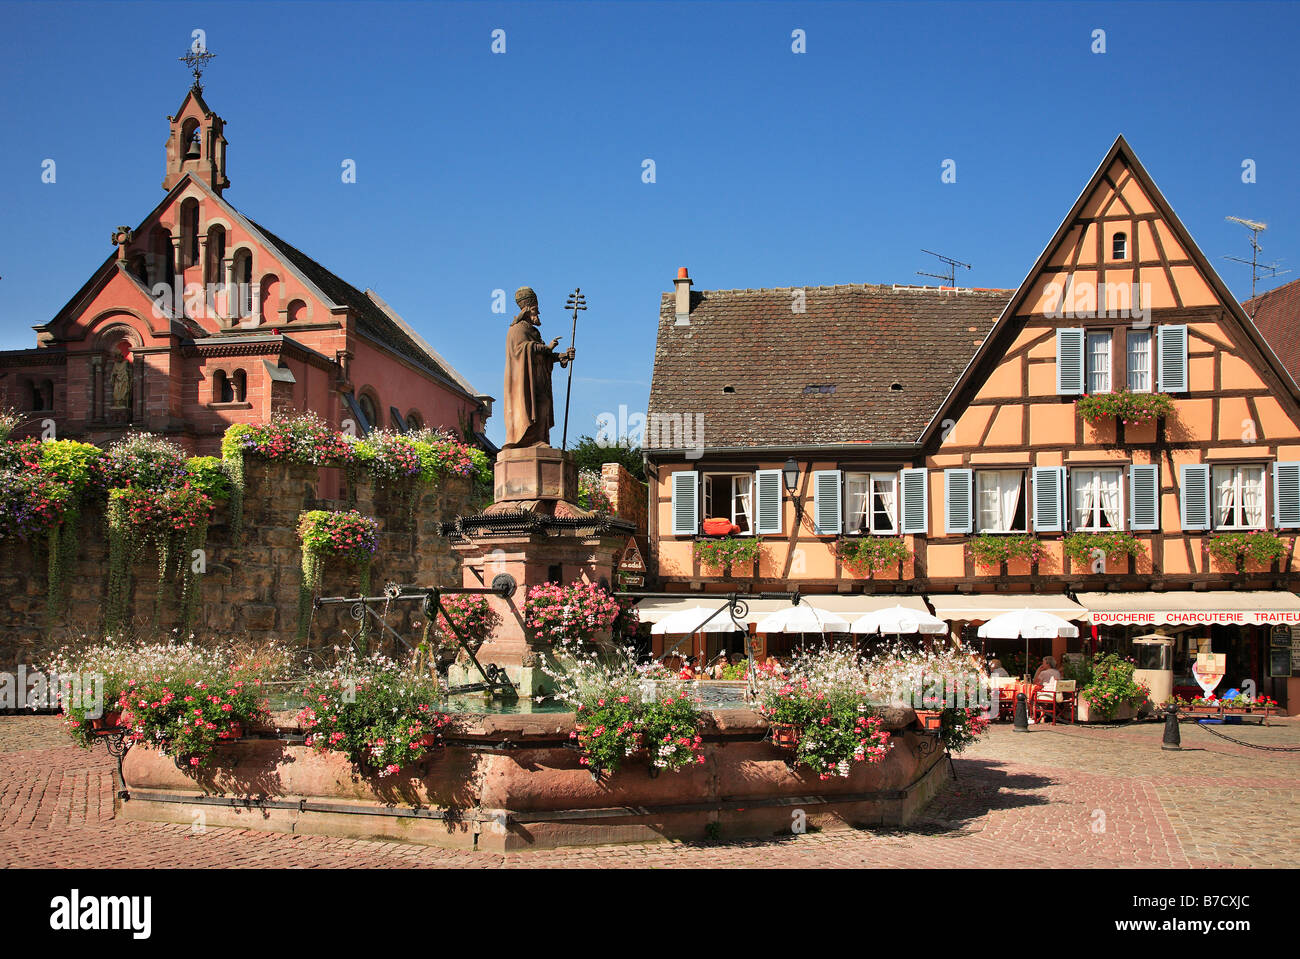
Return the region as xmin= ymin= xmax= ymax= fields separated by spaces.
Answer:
xmin=1099 ymin=470 xmax=1122 ymax=528
xmin=1242 ymin=468 xmax=1265 ymax=528
xmin=1213 ymin=468 xmax=1235 ymax=527
xmin=873 ymin=476 xmax=897 ymax=532
xmin=847 ymin=476 xmax=870 ymax=532
xmin=1127 ymin=331 xmax=1151 ymax=392
xmin=1071 ymin=472 xmax=1094 ymax=529
xmin=978 ymin=471 xmax=1021 ymax=532
xmin=733 ymin=476 xmax=753 ymax=531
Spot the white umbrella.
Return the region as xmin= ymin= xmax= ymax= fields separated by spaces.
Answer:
xmin=851 ymin=605 xmax=948 ymax=635
xmin=754 ymin=605 xmax=851 ymax=634
xmin=977 ymin=608 xmax=1079 ymax=678
xmin=650 ymin=606 xmax=741 ymax=635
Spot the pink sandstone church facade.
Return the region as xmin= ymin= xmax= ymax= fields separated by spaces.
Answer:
xmin=0 ymin=82 xmax=492 ymax=455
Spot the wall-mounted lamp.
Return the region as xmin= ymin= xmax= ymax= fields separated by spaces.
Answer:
xmin=783 ymin=457 xmax=805 ymax=523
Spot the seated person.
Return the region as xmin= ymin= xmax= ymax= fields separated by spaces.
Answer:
xmin=710 ymin=652 xmax=730 ymax=679
xmin=1033 ymin=655 xmax=1062 ymax=686
xmin=988 ymin=658 xmax=1010 ymax=678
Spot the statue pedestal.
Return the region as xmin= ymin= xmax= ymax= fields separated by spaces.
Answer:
xmin=494 ymin=446 xmax=578 ymax=504
xmin=446 ymin=445 xmax=634 ymax=698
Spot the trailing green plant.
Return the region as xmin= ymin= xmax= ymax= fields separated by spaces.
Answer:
xmin=297 ymin=509 xmax=380 ymax=646
xmin=1208 ymin=531 xmax=1289 ymax=569
xmin=1062 ymin=530 xmax=1144 ymax=570
xmin=968 ymin=532 xmax=1045 ymax=570
xmin=693 ymin=535 xmax=762 ymax=574
xmin=37 ymin=441 xmax=104 ymax=617
xmin=1076 ymin=390 xmax=1176 ymax=426
xmin=836 ymin=536 xmax=911 ymax=576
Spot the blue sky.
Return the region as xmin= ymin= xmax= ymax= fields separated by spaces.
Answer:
xmin=2 ymin=1 xmax=1297 ymax=447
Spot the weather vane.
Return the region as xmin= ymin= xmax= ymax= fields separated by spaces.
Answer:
xmin=179 ymin=47 xmax=217 ymax=93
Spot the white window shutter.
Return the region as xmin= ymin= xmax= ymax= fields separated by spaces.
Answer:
xmin=755 ymin=469 xmax=784 ymax=535
xmin=812 ymin=470 xmax=842 ymax=535
xmin=1274 ymin=462 xmax=1300 ymax=529
xmin=900 ymin=468 xmax=929 ymax=534
xmin=944 ymin=468 xmax=974 ymax=534
xmin=1179 ymin=464 xmax=1211 ymax=530
xmin=1157 ymin=325 xmax=1189 ymax=393
xmin=1056 ymin=328 xmax=1086 ymax=395
xmin=671 ymin=471 xmax=699 ymax=536
xmin=1129 ymin=464 xmax=1160 ymax=531
xmin=1032 ymin=466 xmax=1064 ymax=532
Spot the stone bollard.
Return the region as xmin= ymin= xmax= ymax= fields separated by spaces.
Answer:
xmin=1161 ymin=703 xmax=1181 ymax=750
xmin=1013 ymin=692 xmax=1030 ymax=732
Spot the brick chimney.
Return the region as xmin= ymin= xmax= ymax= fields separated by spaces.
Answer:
xmin=673 ymin=267 xmax=693 ymax=326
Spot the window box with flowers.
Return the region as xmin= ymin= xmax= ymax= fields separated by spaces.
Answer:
xmin=968 ymin=533 xmax=1046 ymax=572
xmin=1063 ymin=531 xmax=1145 ymax=573
xmin=836 ymin=536 xmax=912 ymax=578
xmin=1207 ymin=531 xmax=1289 ymax=572
xmin=693 ymin=535 xmax=762 ymax=577
xmin=1076 ymin=390 xmax=1176 ymax=427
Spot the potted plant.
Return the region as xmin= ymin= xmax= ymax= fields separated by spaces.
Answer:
xmin=968 ymin=533 xmax=1046 ymax=572
xmin=1207 ymin=531 xmax=1288 ymax=572
xmin=1063 ymin=531 xmax=1144 ymax=573
xmin=1075 ymin=390 xmax=1176 ymax=427
xmin=693 ymin=535 xmax=761 ymax=576
xmin=836 ymin=537 xmax=912 ymax=578
xmin=1074 ymin=652 xmax=1150 ymax=722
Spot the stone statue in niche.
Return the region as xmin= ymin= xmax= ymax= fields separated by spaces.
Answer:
xmin=502 ymin=286 xmax=574 ymax=450
xmin=111 ymin=355 xmax=132 ymax=409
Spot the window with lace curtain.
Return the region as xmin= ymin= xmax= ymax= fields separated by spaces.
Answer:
xmin=1070 ymin=468 xmax=1124 ymax=530
xmin=844 ymin=472 xmax=898 ymax=534
xmin=976 ymin=470 xmax=1027 ymax=532
xmin=1212 ymin=465 xmax=1265 ymax=529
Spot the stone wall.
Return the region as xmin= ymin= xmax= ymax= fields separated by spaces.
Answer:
xmin=600 ymin=462 xmax=647 ymax=534
xmin=0 ymin=460 xmax=476 ymax=669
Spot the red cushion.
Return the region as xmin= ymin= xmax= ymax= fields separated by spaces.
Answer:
xmin=702 ymin=518 xmax=739 ymax=536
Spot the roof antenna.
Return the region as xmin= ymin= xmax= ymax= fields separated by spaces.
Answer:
xmin=916 ymin=249 xmax=971 ymax=289
xmin=1223 ymin=216 xmax=1289 ymax=315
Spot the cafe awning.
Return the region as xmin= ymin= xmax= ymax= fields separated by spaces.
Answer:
xmin=1076 ymin=590 xmax=1300 ymax=627
xmin=927 ymin=593 xmax=1088 ymax=623
xmin=634 ymin=594 xmax=928 ymax=626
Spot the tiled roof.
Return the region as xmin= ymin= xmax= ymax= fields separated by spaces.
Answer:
xmin=248 ymin=220 xmax=472 ymax=395
xmin=647 ymin=284 xmax=1012 ymax=451
xmin=1245 ymin=277 xmax=1300 ymax=387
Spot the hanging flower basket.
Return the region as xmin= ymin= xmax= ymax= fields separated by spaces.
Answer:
xmin=913 ymin=709 xmax=943 ymax=731
xmin=769 ymin=723 xmax=801 ymax=749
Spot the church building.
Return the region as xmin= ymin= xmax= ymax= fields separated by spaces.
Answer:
xmin=0 ymin=77 xmax=492 ymax=454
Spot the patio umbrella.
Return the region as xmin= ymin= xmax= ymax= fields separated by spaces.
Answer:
xmin=850 ymin=605 xmax=948 ymax=636
xmin=754 ymin=605 xmax=851 ymax=634
xmin=649 ymin=606 xmax=740 ymax=636
xmin=976 ymin=608 xmax=1080 ymax=677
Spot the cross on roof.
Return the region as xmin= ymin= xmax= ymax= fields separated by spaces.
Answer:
xmin=179 ymin=47 xmax=216 ymax=93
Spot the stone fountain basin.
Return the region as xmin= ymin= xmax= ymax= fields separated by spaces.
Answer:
xmin=119 ymin=707 xmax=949 ymax=851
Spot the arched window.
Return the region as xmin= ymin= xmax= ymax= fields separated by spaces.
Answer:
xmin=232 ymin=369 xmax=247 ymax=402
xmin=287 ymin=299 xmax=307 ymax=324
xmin=231 ymin=250 xmax=253 ymax=317
xmin=358 ymin=393 xmax=377 ymax=432
xmin=38 ymin=379 xmax=53 ymax=412
xmin=405 ymin=410 xmax=423 ymax=432
xmin=181 ymin=118 xmax=202 ymax=160
xmin=259 ymin=274 xmax=279 ymax=325
xmin=205 ymin=225 xmax=226 ymax=287
xmin=213 ymin=370 xmax=232 ymax=403
xmin=180 ymin=199 xmax=200 ymax=268
xmin=1112 ymin=232 xmax=1128 ymax=260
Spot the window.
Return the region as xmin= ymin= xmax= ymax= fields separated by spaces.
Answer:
xmin=1112 ymin=232 xmax=1128 ymax=260
xmin=232 ymin=369 xmax=246 ymax=403
xmin=1212 ymin=465 xmax=1265 ymax=529
xmin=703 ymin=474 xmax=753 ymax=534
xmin=1127 ymin=329 xmax=1152 ymax=392
xmin=844 ymin=472 xmax=898 ymax=534
xmin=358 ymin=393 xmax=377 ymax=432
xmin=213 ymin=370 xmax=232 ymax=403
xmin=976 ymin=471 xmax=1027 ymax=532
xmin=1086 ymin=331 xmax=1111 ymax=393
xmin=1070 ymin=469 xmax=1124 ymax=530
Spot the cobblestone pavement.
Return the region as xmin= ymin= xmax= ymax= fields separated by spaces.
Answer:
xmin=1 ymin=714 xmax=1296 ymax=868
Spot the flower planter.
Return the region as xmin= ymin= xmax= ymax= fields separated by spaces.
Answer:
xmin=1075 ymin=698 xmax=1135 ymax=723
xmin=914 ymin=709 xmax=943 ymax=731
xmin=222 ymin=721 xmax=245 ymax=741
xmin=91 ymin=710 xmax=123 ymax=731
xmin=769 ymin=723 xmax=801 ymax=749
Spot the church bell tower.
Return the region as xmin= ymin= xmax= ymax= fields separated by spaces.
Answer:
xmin=162 ymin=51 xmax=229 ymax=195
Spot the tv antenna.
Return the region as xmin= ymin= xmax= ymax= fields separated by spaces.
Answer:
xmin=916 ymin=249 xmax=971 ymax=288
xmin=1223 ymin=216 xmax=1289 ymax=314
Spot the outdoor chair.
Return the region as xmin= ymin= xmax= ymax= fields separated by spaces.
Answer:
xmin=1032 ymin=680 xmax=1076 ymax=724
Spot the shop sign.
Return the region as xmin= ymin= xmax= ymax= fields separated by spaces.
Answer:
xmin=1192 ymin=653 xmax=1226 ymax=697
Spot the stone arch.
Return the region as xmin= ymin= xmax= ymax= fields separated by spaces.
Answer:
xmin=230 ymin=246 xmax=254 ymax=321
xmin=181 ymin=117 xmax=202 ymax=159
xmin=286 ymin=298 xmax=309 ymax=324
xmin=259 ymin=272 xmax=280 ymax=325
xmin=90 ymin=321 xmax=144 ymax=423
xmin=357 ymin=387 xmax=380 ymax=433
xmin=178 ymin=197 xmax=201 ymax=269
xmin=212 ymin=368 xmax=231 ymax=403
xmin=405 ymin=409 xmax=424 ymax=432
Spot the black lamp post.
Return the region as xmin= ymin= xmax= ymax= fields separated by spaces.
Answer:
xmin=783 ymin=457 xmax=804 ymax=522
